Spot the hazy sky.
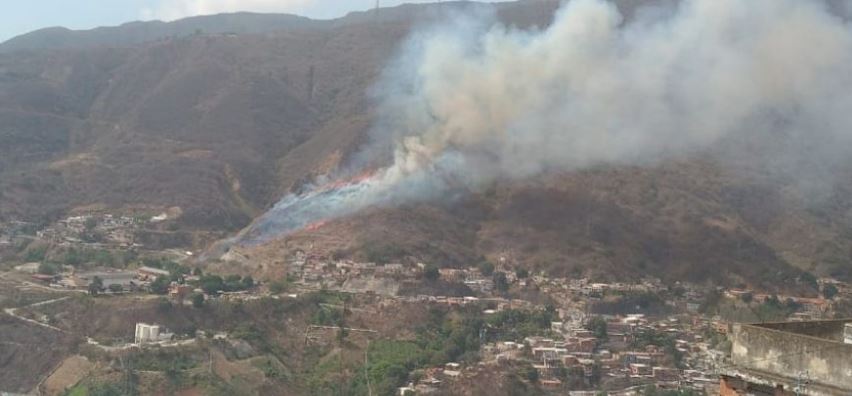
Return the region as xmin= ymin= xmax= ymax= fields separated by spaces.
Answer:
xmin=0 ymin=0 xmax=498 ymax=42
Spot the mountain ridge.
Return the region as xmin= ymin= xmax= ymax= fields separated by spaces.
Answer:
xmin=1 ymin=0 xmax=851 ymax=288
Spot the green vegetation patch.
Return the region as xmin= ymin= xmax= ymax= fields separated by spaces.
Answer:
xmin=128 ymin=348 xmax=200 ymax=372
xmin=303 ymin=304 xmax=555 ymax=395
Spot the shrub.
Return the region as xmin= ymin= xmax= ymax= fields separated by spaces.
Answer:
xmin=191 ymin=293 xmax=205 ymax=308
xmin=150 ymin=276 xmax=169 ymax=295
xmin=493 ymin=272 xmax=509 ymax=293
xmin=423 ymin=265 xmax=440 ymax=282
xmin=477 ymin=260 xmax=495 ymax=276
xmin=38 ymin=262 xmax=60 ymax=275
xmin=269 ymin=279 xmax=290 ymax=294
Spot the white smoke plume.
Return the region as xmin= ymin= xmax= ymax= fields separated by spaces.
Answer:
xmin=141 ymin=0 xmax=317 ymax=21
xmin=243 ymin=0 xmax=852 ymax=243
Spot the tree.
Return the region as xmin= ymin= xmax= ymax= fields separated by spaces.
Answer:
xmin=800 ymin=272 xmax=818 ymax=290
xmin=192 ymin=267 xmax=203 ymax=276
xmin=590 ymin=359 xmax=603 ymax=386
xmin=94 ymin=250 xmax=114 ymax=267
xmin=38 ymin=262 xmax=59 ymax=275
xmin=191 ymin=293 xmax=205 ymax=308
xmin=586 ymin=316 xmax=608 ymax=341
xmin=64 ymin=248 xmax=82 ymax=266
xmin=156 ymin=298 xmax=172 ymax=312
xmin=224 ymin=274 xmax=243 ymax=291
xmin=423 ymin=265 xmax=440 ymax=282
xmin=336 ymin=323 xmax=349 ymax=343
xmin=88 ymin=382 xmax=125 ymax=396
xmin=823 ymin=284 xmax=839 ymax=299
xmin=520 ymin=364 xmax=538 ymax=383
xmin=740 ymin=292 xmax=753 ymax=304
xmin=242 ymin=276 xmax=254 ymax=289
xmin=200 ymin=275 xmax=225 ymax=295
xmin=88 ymin=276 xmax=104 ymax=296
xmin=108 ymin=284 xmax=123 ymax=293
xmin=477 ymin=260 xmax=495 ymax=276
xmin=81 ymin=231 xmax=105 ymax=244
xmin=150 ymin=276 xmax=169 ymax=295
xmin=564 ymin=366 xmax=586 ymax=388
xmin=515 ymin=268 xmax=529 ymax=279
xmin=493 ymin=272 xmax=509 ymax=293
xmin=24 ymin=246 xmax=47 ymax=262
xmin=269 ymin=278 xmax=290 ymax=294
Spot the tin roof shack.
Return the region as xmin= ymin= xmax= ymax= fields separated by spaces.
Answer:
xmin=721 ymin=319 xmax=852 ymax=396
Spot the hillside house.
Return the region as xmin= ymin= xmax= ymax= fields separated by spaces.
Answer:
xmin=137 ymin=266 xmax=170 ymax=280
xmin=64 ymin=270 xmax=136 ymax=290
xmin=134 ymin=323 xmax=174 ymax=345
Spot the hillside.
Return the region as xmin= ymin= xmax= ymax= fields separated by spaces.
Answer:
xmin=0 ymin=13 xmax=315 ymax=53
xmin=1 ymin=0 xmax=852 ymax=287
xmin=0 ymin=1 xmax=564 ymax=228
xmin=236 ymin=156 xmax=852 ymax=291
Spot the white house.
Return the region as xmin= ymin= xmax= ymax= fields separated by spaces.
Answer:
xmin=135 ymin=323 xmax=173 ymax=345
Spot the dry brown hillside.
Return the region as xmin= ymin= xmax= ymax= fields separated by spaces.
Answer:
xmin=0 ymin=1 xmax=563 ymax=228
xmin=2 ymin=0 xmax=852 ymax=287
xmin=239 ymin=156 xmax=852 ymax=291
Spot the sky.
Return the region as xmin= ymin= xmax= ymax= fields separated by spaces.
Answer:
xmin=0 ymin=0 xmax=497 ymax=42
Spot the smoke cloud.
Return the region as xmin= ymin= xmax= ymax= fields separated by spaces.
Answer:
xmin=141 ymin=0 xmax=317 ymax=21
xmin=243 ymin=0 xmax=852 ymax=243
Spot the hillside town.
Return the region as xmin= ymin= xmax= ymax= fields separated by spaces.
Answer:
xmin=3 ymin=215 xmax=852 ymax=395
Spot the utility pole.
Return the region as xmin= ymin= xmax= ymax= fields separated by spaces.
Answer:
xmin=337 ymin=298 xmax=348 ymax=396
xmin=365 ymin=339 xmax=373 ymax=396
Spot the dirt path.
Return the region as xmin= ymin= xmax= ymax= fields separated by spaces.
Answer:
xmin=0 ymin=271 xmax=86 ymax=294
xmin=85 ymin=336 xmax=197 ymax=352
xmin=2 ymin=296 xmax=70 ymax=333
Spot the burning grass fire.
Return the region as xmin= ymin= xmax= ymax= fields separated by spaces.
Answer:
xmin=236 ymin=149 xmax=470 ymax=246
xmin=232 ymin=0 xmax=852 ymax=248
xmin=239 ymin=169 xmax=385 ymax=245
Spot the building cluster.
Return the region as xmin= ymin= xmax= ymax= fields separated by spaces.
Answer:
xmin=273 ymin=250 xmax=752 ymax=393
xmin=0 ymin=220 xmax=37 ymax=248
xmin=28 ymin=265 xmax=187 ymax=294
xmin=476 ymin=314 xmax=720 ymax=393
xmin=2 ymin=212 xmax=183 ymax=253
xmin=285 ymin=250 xmax=424 ymax=286
xmin=6 ymin=228 xmax=852 ymax=396
xmin=34 ymin=214 xmax=142 ymax=248
xmin=283 ymin=249 xmax=672 ymax=299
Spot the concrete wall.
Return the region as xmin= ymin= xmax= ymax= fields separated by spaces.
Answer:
xmin=341 ymin=277 xmax=400 ymax=296
xmin=755 ymin=319 xmax=849 ymax=342
xmin=731 ymin=322 xmax=852 ymax=392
